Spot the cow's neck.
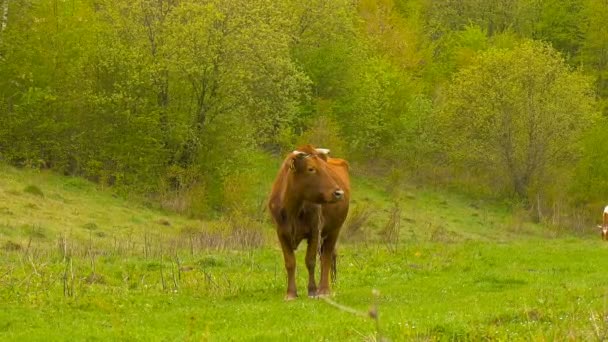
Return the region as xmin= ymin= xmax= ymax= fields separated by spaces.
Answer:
xmin=283 ymin=194 xmax=304 ymax=219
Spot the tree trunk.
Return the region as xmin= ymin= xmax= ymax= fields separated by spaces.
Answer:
xmin=157 ymin=68 xmax=169 ymax=141
xmin=0 ymin=0 xmax=7 ymax=60
xmin=513 ymin=178 xmax=526 ymax=199
xmin=1 ymin=0 xmax=8 ymax=33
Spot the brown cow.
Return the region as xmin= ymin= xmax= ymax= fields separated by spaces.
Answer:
xmin=268 ymin=145 xmax=350 ymax=300
xmin=597 ymin=205 xmax=608 ymax=240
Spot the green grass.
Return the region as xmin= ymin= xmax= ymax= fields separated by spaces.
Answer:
xmin=0 ymin=163 xmax=222 ymax=246
xmin=1 ymin=163 xmax=608 ymax=341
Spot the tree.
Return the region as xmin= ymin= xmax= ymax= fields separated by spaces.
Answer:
xmin=572 ymin=118 xmax=608 ymax=206
xmin=440 ymin=40 xmax=596 ymax=199
xmin=423 ymin=0 xmax=517 ymax=38
xmin=533 ymin=0 xmax=584 ymax=58
xmin=578 ymin=0 xmax=608 ymax=116
xmin=1 ymin=0 xmax=8 ymax=33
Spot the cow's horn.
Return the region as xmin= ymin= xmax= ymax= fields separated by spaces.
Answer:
xmin=292 ymin=150 xmax=309 ymax=158
xmin=315 ymin=148 xmax=330 ymax=155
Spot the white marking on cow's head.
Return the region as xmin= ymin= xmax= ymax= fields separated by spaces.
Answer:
xmin=603 ymin=205 xmax=608 ymax=214
xmin=290 ymin=150 xmax=310 ymax=171
xmin=292 ymin=150 xmax=309 ymax=158
xmin=315 ymin=148 xmax=330 ymax=155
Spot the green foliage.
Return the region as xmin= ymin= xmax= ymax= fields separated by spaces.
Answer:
xmin=441 ymin=40 xmax=596 ymax=199
xmin=424 ymin=0 xmax=518 ymax=36
xmin=578 ymin=0 xmax=608 ymax=116
xmin=532 ymin=0 xmax=584 ymax=58
xmin=571 ymin=118 xmax=608 ymax=206
xmin=338 ymin=56 xmax=410 ymax=160
xmin=0 ymin=0 xmax=607 ymax=220
xmin=3 ymin=1 xmax=608 ymax=338
xmin=3 ymin=239 xmax=608 ymax=340
xmin=297 ymin=115 xmax=347 ymax=158
xmin=1 ymin=158 xmax=608 ymax=340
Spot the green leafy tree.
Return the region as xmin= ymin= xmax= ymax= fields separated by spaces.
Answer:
xmin=282 ymin=0 xmax=360 ymax=152
xmin=423 ymin=0 xmax=517 ymax=37
xmin=441 ymin=40 xmax=596 ymax=199
xmin=0 ymin=0 xmax=100 ymax=171
xmin=572 ymin=119 xmax=608 ymax=206
xmin=533 ymin=0 xmax=584 ymax=58
xmin=341 ymin=57 xmax=411 ymax=160
xmin=1 ymin=0 xmax=606 ymax=220
xmin=579 ymin=0 xmax=608 ymax=116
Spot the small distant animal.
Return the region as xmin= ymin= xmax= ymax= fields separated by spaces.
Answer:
xmin=597 ymin=205 xmax=608 ymax=240
xmin=268 ymin=145 xmax=350 ymax=300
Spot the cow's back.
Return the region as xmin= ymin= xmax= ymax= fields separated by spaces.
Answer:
xmin=268 ymin=160 xmax=290 ymax=226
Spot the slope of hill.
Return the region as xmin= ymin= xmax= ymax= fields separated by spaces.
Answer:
xmin=0 ymin=165 xmax=190 ymax=243
xmin=1 ymin=165 xmax=607 ymax=341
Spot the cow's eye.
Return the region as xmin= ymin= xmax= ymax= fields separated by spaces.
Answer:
xmin=307 ymin=167 xmax=316 ymax=173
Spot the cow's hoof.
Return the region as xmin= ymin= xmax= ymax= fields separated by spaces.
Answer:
xmin=284 ymin=293 xmax=298 ymax=301
xmin=316 ymin=288 xmax=331 ymax=298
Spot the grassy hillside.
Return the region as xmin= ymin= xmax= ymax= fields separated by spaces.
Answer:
xmin=1 ymin=164 xmax=608 ymax=340
xmin=0 ymin=164 xmax=199 ymax=244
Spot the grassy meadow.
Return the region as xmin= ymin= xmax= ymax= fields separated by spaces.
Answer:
xmin=1 ymin=164 xmax=608 ymax=341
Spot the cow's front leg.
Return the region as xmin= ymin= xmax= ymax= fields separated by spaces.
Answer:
xmin=278 ymin=233 xmax=297 ymax=300
xmin=305 ymin=233 xmax=319 ymax=297
xmin=317 ymin=233 xmax=338 ymax=297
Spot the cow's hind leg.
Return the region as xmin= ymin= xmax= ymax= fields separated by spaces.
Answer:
xmin=278 ymin=233 xmax=298 ymax=300
xmin=331 ymin=249 xmax=337 ymax=283
xmin=305 ymin=235 xmax=318 ymax=297
xmin=317 ymin=233 xmax=338 ymax=297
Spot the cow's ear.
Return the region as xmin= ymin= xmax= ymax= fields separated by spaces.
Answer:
xmin=290 ymin=151 xmax=308 ymax=172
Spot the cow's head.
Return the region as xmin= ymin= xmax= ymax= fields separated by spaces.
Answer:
xmin=598 ymin=225 xmax=608 ymax=241
xmin=288 ymin=146 xmax=344 ymax=204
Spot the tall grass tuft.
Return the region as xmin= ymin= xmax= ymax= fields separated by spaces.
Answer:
xmin=342 ymin=203 xmax=372 ymax=243
xmin=23 ymin=185 xmax=44 ymax=197
xmin=380 ymin=203 xmax=401 ymax=252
